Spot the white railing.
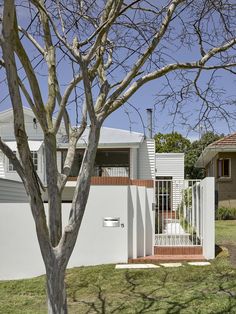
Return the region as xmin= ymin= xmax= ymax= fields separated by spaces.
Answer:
xmin=93 ymin=166 xmax=130 ymax=177
xmin=155 ymin=179 xmax=202 ymax=246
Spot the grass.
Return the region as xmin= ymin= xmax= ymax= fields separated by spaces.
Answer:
xmin=1 ymin=260 xmax=236 ymax=313
xmin=0 ymin=221 xmax=236 ymax=314
xmin=216 ymin=220 xmax=236 ymax=245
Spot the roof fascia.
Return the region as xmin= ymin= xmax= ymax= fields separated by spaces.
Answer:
xmin=195 ymin=145 xmax=236 ymax=168
xmin=57 ymin=142 xmax=141 ymax=149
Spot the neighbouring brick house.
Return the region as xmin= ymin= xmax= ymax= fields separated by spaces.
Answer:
xmin=196 ymin=133 xmax=236 ymax=208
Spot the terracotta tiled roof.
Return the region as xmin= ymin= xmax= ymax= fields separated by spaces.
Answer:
xmin=209 ymin=133 xmax=236 ymax=147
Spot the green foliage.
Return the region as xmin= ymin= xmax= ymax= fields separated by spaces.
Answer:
xmin=185 ymin=132 xmax=223 ymax=179
xmin=154 ymin=131 xmax=223 ymax=179
xmin=154 ymin=132 xmax=191 ymax=153
xmin=216 ymin=207 xmax=236 ymax=220
xmin=177 ymin=187 xmax=192 ymax=216
xmin=178 ymin=188 xmax=197 ymax=236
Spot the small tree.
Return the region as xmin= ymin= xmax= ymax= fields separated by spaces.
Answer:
xmin=185 ymin=131 xmax=223 ymax=178
xmin=0 ymin=1 xmax=236 ymax=313
xmin=155 ymin=131 xmax=224 ymax=178
xmin=155 ymin=132 xmax=191 ymax=153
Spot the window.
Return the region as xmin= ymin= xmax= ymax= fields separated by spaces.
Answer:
xmin=217 ymin=158 xmax=230 ymax=178
xmin=31 ymin=151 xmax=38 ymax=171
xmin=8 ymin=151 xmax=38 ymax=172
xmin=8 ymin=151 xmax=16 ymax=172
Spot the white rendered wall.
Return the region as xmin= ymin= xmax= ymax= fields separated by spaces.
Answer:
xmin=136 ymin=186 xmax=146 ymax=257
xmin=200 ymin=177 xmax=215 ymax=260
xmin=130 ymin=148 xmax=138 ymax=179
xmin=128 ymin=186 xmax=154 ymax=259
xmin=128 ymin=185 xmax=137 ymax=259
xmin=67 ymin=185 xmax=128 ymax=268
xmin=0 ymin=184 xmax=154 ymax=280
xmin=145 ymin=187 xmax=154 ymax=256
xmin=0 ymin=203 xmax=44 ymax=280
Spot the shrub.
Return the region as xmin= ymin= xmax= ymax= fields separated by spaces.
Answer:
xmin=216 ymin=207 xmax=236 ymax=220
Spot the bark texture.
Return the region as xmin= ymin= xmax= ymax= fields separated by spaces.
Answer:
xmin=46 ymin=264 xmax=68 ymax=314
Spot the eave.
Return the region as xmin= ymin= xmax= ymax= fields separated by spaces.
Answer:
xmin=195 ymin=145 xmax=236 ymax=168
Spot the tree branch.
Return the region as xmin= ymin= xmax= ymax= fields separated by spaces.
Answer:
xmin=1 ymin=0 xmax=51 ymax=256
xmin=101 ymin=0 xmax=184 ymax=115
xmin=18 ymin=26 xmax=45 ymax=55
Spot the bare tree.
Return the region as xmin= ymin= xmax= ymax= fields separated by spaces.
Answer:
xmin=0 ymin=0 xmax=236 ymax=313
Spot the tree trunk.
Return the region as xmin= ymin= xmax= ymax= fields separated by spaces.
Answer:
xmin=46 ymin=265 xmax=67 ymax=314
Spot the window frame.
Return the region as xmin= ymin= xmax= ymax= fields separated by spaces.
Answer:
xmin=31 ymin=151 xmax=38 ymax=171
xmin=7 ymin=151 xmax=16 ymax=172
xmin=7 ymin=151 xmax=38 ymax=172
xmin=217 ymin=158 xmax=231 ymax=179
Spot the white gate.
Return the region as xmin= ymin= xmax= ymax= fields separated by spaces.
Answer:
xmin=155 ymin=180 xmax=203 ymax=247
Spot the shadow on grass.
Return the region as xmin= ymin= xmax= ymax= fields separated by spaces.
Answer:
xmin=70 ymin=267 xmax=236 ymax=314
xmin=216 ymin=243 xmax=236 ymax=267
xmin=215 ymin=244 xmax=223 ymax=257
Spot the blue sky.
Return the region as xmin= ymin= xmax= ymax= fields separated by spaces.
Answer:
xmin=103 ymin=68 xmax=236 ymax=140
xmin=1 ymin=3 xmax=236 ymax=140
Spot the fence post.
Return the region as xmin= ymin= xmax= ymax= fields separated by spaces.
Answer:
xmin=201 ymin=177 xmax=215 ymax=259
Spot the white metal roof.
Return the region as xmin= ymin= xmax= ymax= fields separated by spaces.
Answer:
xmin=5 ymin=141 xmax=43 ymax=151
xmin=0 ymin=108 xmax=144 ymax=146
xmin=58 ymin=126 xmax=144 ymax=147
xmin=90 ymin=127 xmax=144 ymax=144
xmin=4 ymin=127 xmax=144 ymax=151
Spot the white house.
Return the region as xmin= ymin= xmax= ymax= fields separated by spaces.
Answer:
xmin=0 ymin=107 xmax=155 ymax=185
xmin=0 ymin=108 xmax=215 ymax=280
xmin=0 ymin=107 xmax=156 ymax=279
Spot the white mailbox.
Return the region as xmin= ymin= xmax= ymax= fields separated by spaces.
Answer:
xmin=103 ymin=217 xmax=120 ymax=227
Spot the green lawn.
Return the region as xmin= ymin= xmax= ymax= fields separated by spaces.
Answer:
xmin=216 ymin=220 xmax=236 ymax=245
xmin=1 ymin=221 xmax=236 ymax=314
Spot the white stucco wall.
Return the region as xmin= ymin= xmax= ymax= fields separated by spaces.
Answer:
xmin=200 ymin=177 xmax=215 ymax=259
xmin=68 ymin=185 xmax=128 ymax=268
xmin=130 ymin=148 xmax=138 ymax=179
xmin=127 ymin=185 xmax=154 ymax=259
xmin=0 ymin=183 xmax=154 ymax=280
